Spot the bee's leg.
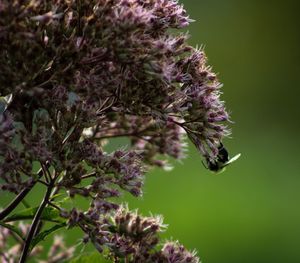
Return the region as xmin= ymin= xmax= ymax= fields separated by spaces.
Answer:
xmin=201 ymin=160 xmax=208 ymax=169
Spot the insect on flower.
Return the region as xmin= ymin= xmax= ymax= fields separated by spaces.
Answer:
xmin=203 ymin=143 xmax=241 ymax=173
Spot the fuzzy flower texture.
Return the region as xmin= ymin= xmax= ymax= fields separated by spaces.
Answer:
xmin=0 ymin=0 xmax=230 ymax=262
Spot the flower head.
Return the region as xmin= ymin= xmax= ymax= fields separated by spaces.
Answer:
xmin=0 ymin=0 xmax=232 ymax=262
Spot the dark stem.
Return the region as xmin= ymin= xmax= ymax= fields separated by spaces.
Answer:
xmin=33 ymin=170 xmax=59 ymax=239
xmin=34 ymin=220 xmax=44 ymax=240
xmin=18 ymin=180 xmax=55 ymax=263
xmin=0 ymin=165 xmax=49 ymax=220
xmin=0 ymin=185 xmax=33 ymax=220
xmin=0 ymin=173 xmax=41 ymax=220
xmin=48 ymin=201 xmax=62 ymax=211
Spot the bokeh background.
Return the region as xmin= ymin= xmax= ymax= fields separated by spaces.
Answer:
xmin=127 ymin=1 xmax=300 ymax=262
xmin=2 ymin=1 xmax=300 ymax=262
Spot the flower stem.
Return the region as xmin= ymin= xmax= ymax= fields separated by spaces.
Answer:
xmin=0 ymin=186 xmax=33 ymax=220
xmin=0 ymin=171 xmax=42 ymax=220
xmin=18 ymin=179 xmax=55 ymax=263
xmin=0 ymin=165 xmax=49 ymax=220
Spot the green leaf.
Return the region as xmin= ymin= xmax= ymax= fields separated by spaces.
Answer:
xmin=0 ymin=221 xmax=25 ymax=241
xmin=4 ymin=206 xmax=64 ymax=223
xmin=53 ymin=196 xmax=71 ymax=206
xmin=69 ymin=253 xmax=111 ymax=263
xmin=50 ymin=193 xmax=65 ymax=201
xmin=21 ymin=200 xmax=30 ymax=208
xmin=29 ymin=222 xmax=67 ymax=250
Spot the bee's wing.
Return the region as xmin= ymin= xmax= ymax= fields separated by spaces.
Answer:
xmin=224 ymin=153 xmax=241 ymax=166
xmin=211 ymin=154 xmax=241 ymax=174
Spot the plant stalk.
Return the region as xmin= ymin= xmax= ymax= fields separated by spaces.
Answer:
xmin=0 ymin=182 xmax=38 ymax=221
xmin=18 ymin=180 xmax=55 ymax=263
xmin=0 ymin=165 xmax=48 ymax=220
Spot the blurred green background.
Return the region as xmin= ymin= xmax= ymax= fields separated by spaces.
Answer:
xmin=2 ymin=1 xmax=300 ymax=262
xmin=127 ymin=1 xmax=300 ymax=262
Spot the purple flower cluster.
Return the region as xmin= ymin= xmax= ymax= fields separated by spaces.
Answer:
xmin=0 ymin=223 xmax=74 ymax=263
xmin=66 ymin=205 xmax=199 ymax=262
xmin=0 ymin=0 xmax=231 ymax=261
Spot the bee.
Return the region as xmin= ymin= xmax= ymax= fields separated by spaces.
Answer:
xmin=203 ymin=143 xmax=241 ymax=173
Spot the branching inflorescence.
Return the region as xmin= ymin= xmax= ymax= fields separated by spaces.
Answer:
xmin=0 ymin=0 xmax=231 ymax=262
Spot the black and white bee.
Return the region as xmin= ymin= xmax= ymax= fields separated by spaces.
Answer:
xmin=203 ymin=143 xmax=241 ymax=173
